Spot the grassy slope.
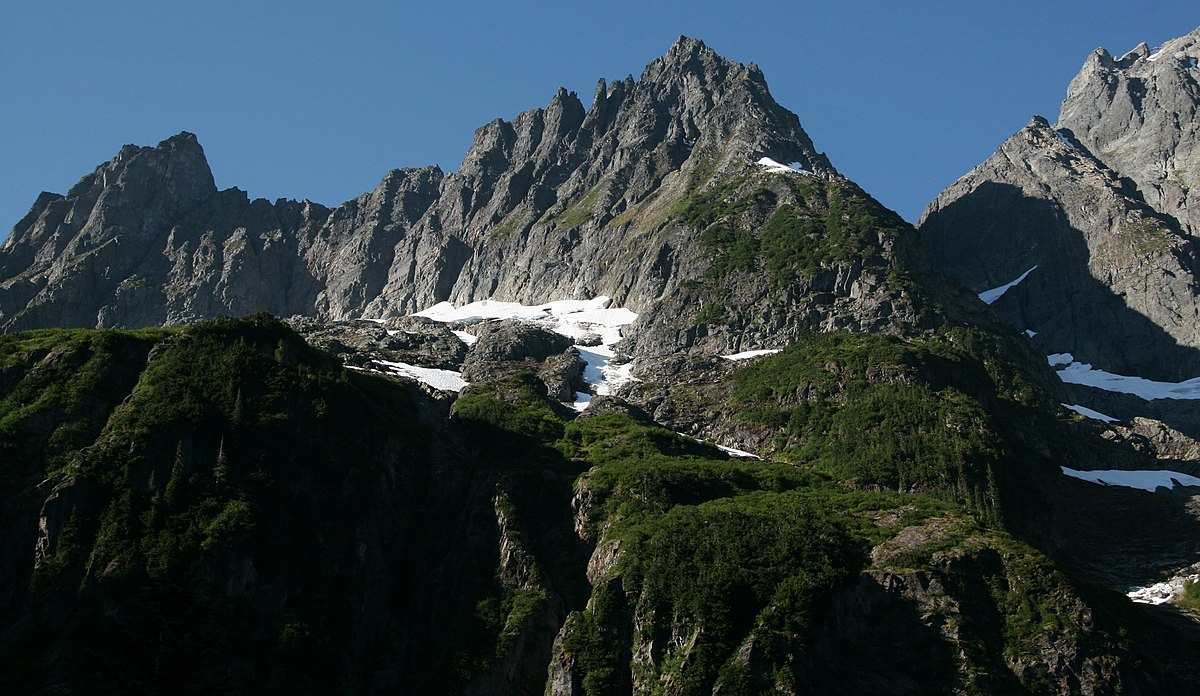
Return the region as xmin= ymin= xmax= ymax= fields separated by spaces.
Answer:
xmin=1 ymin=316 xmax=1197 ymax=694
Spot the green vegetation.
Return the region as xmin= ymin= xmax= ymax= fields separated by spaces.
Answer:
xmin=490 ymin=211 xmax=529 ymax=239
xmin=557 ymin=408 xmax=966 ymax=694
xmin=675 ymin=174 xmax=910 ymax=314
xmin=453 ymin=372 xmax=566 ymax=468
xmin=2 ymin=315 xmax=439 ymax=694
xmin=0 ymin=315 xmax=1156 ymax=693
xmin=0 ymin=327 xmax=174 ymax=487
xmin=1178 ymin=579 xmax=1200 ymax=611
xmin=725 ymin=328 xmax=1057 ymax=523
xmin=547 ymin=180 xmax=606 ymax=228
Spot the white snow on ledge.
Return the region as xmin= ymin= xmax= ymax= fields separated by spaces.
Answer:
xmin=680 ymin=432 xmax=761 ymax=460
xmin=721 ymin=349 xmax=781 ymax=361
xmin=978 ymin=266 xmax=1038 ymax=305
xmin=1054 ymin=129 xmax=1081 ymax=152
xmin=1061 ymin=466 xmax=1200 ymax=492
xmin=1127 ymin=572 xmax=1200 ymax=605
xmin=756 ymin=157 xmax=810 ymax=175
xmin=375 ymin=360 xmax=468 ymax=392
xmin=1048 ymin=354 xmax=1200 ymax=400
xmin=1128 ymin=581 xmax=1176 ymax=604
xmin=1062 ymin=403 xmax=1119 ymax=423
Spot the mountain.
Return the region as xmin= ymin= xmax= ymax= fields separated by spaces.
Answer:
xmin=4 ymin=36 xmax=1200 ymax=695
xmin=919 ymin=27 xmax=1200 ymax=459
xmin=3 ymin=39 xmax=835 ymax=343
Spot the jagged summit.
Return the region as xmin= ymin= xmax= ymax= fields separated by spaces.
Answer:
xmin=0 ymin=38 xmax=847 ymax=336
xmin=920 ymin=26 xmax=1200 ymax=385
xmin=1058 ymin=26 xmax=1200 ymax=236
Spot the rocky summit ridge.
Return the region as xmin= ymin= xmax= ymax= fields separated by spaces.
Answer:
xmin=1 ymin=37 xmax=839 ymax=346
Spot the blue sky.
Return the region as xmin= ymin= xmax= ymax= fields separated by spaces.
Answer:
xmin=2 ymin=1 xmax=1198 ymax=237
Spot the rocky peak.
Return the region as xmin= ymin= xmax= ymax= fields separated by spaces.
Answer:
xmin=66 ymin=131 xmax=217 ymax=212
xmin=1 ymin=38 xmax=848 ymax=339
xmin=920 ymin=27 xmax=1200 ymax=382
xmin=1059 ymin=26 xmax=1200 ymax=234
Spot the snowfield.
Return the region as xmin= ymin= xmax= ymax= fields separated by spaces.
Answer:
xmin=413 ymin=296 xmax=639 ymax=410
xmin=1060 ymin=466 xmax=1200 ymax=491
xmin=374 ymin=360 xmax=468 ymax=392
xmin=978 ymin=266 xmax=1037 ymax=305
xmin=1047 ymin=354 xmax=1200 ymax=400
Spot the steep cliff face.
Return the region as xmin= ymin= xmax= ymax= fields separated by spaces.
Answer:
xmin=920 ymin=28 xmax=1200 ymax=383
xmin=0 ymin=134 xmax=218 ymax=329
xmin=921 ymin=116 xmax=1200 ymax=380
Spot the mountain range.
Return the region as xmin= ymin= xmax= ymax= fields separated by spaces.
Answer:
xmin=2 ymin=30 xmax=1200 ymax=695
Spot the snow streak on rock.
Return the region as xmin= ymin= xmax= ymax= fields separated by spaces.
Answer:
xmin=720 ymin=349 xmax=782 ymax=361
xmin=1062 ymin=403 xmax=1119 ymax=423
xmin=755 ymin=157 xmax=810 ymax=175
xmin=1049 ymin=356 xmax=1200 ymax=400
xmin=978 ymin=266 xmax=1037 ymax=305
xmin=1060 ymin=466 xmax=1200 ymax=491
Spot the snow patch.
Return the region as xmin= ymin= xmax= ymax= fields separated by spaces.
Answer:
xmin=1050 ymin=359 xmax=1200 ymax=400
xmin=374 ymin=360 xmax=468 ymax=392
xmin=571 ymin=392 xmax=593 ymax=413
xmin=1127 ymin=572 xmax=1200 ymax=605
xmin=1025 ymin=329 xmax=1038 ymax=338
xmin=412 ymin=296 xmax=639 ymax=410
xmin=1060 ymin=466 xmax=1200 ymax=491
xmin=452 ymin=330 xmax=478 ymax=346
xmin=714 ymin=443 xmax=761 ymax=459
xmin=1054 ymin=129 xmax=1081 ymax=152
xmin=721 ymin=349 xmax=782 ymax=361
xmin=978 ymin=266 xmax=1038 ymax=304
xmin=1062 ymin=403 xmax=1119 ymax=423
xmin=1127 ymin=581 xmax=1177 ymax=604
xmin=756 ymin=157 xmax=810 ymax=175
xmin=680 ymin=432 xmax=762 ymax=460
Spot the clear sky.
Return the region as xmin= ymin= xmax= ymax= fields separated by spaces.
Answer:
xmin=2 ymin=1 xmax=1198 ymax=238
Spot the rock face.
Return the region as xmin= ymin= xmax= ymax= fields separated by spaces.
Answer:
xmin=919 ymin=28 xmax=1200 ymax=382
